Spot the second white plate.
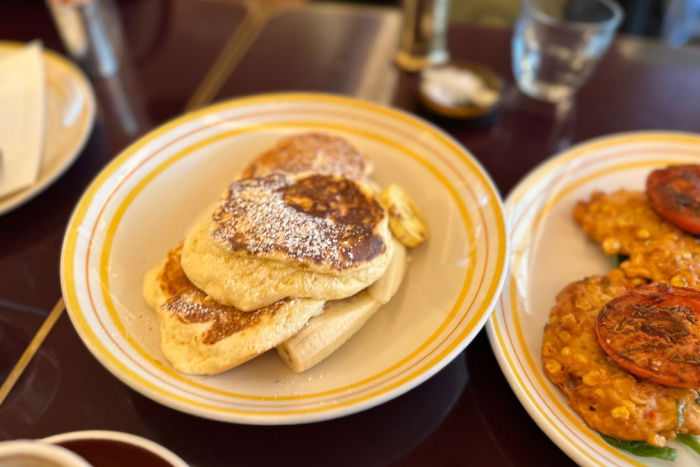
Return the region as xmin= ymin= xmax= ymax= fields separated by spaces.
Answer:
xmin=0 ymin=42 xmax=95 ymax=215
xmin=488 ymin=131 xmax=700 ymax=467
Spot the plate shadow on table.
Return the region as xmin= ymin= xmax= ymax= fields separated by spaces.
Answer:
xmin=398 ymin=332 xmax=575 ymax=467
xmin=0 ymin=123 xmax=110 ymax=316
xmin=2 ymin=313 xmax=574 ymax=465
xmin=128 ymin=353 xmax=469 ymax=467
xmin=0 ymin=311 xmax=60 ymax=439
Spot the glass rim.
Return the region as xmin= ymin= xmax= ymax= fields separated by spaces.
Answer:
xmin=523 ymin=0 xmax=624 ymax=31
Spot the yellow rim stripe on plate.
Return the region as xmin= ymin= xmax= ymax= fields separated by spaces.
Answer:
xmin=490 ymin=305 xmax=606 ymax=467
xmin=69 ymin=124 xmax=482 ymax=414
xmin=501 ymin=149 xmax=700 ymax=466
xmin=0 ymin=41 xmax=94 ymax=192
xmin=510 ymin=283 xmax=643 ymax=467
xmin=96 ymin=121 xmax=473 ymax=401
xmin=62 ymin=93 xmax=508 ymax=414
xmin=508 ymin=132 xmax=700 ymax=208
xmin=522 ymin=159 xmax=687 ymax=250
xmin=1 ymin=41 xmax=79 ymax=103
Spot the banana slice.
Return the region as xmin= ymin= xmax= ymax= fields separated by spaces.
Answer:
xmin=277 ymin=292 xmax=380 ymax=373
xmin=277 ymin=240 xmax=407 ymax=373
xmin=380 ymin=184 xmax=428 ymax=247
xmin=367 ymin=239 xmax=407 ymax=304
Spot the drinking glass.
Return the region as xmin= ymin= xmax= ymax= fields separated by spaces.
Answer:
xmin=47 ymin=0 xmax=126 ymax=77
xmin=512 ymin=0 xmax=623 ymax=103
xmin=395 ymin=0 xmax=450 ymax=71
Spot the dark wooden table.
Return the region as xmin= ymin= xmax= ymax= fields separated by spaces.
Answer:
xmin=2 ymin=1 xmax=700 ymax=465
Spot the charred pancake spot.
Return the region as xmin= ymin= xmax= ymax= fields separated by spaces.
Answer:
xmin=159 ymin=247 xmax=280 ymax=344
xmin=211 ymin=173 xmax=388 ymax=270
xmin=160 ymin=244 xmax=192 ymax=296
xmin=280 ymin=174 xmax=386 ymax=266
xmin=281 ymin=174 xmax=383 ymax=224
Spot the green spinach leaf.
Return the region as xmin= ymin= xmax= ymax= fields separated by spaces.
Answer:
xmin=601 ymin=434 xmax=677 ymax=461
xmin=677 ymin=434 xmax=700 ymax=455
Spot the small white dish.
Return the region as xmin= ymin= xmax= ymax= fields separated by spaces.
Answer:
xmin=0 ymin=41 xmax=95 ymax=215
xmin=0 ymin=42 xmax=46 ymax=198
xmin=43 ymin=430 xmax=187 ymax=467
xmin=60 ymin=92 xmax=509 ymax=424
xmin=488 ymin=131 xmax=700 ymax=466
xmin=0 ymin=440 xmax=90 ymax=467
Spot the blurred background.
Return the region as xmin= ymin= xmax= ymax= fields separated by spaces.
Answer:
xmin=326 ymin=0 xmax=700 ymax=47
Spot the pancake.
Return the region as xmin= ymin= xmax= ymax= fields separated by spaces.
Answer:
xmin=181 ymin=172 xmax=394 ymax=311
xmin=574 ymin=189 xmax=700 ymax=287
xmin=241 ymin=133 xmax=371 ymax=180
xmin=542 ymin=271 xmax=700 ymax=446
xmin=143 ymin=245 xmax=325 ymax=375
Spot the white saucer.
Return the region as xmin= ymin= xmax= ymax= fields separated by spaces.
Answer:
xmin=0 ymin=42 xmax=95 ymax=215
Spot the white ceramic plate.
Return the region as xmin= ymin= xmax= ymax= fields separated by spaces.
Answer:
xmin=60 ymin=93 xmax=508 ymax=424
xmin=0 ymin=42 xmax=95 ymax=215
xmin=487 ymin=131 xmax=700 ymax=467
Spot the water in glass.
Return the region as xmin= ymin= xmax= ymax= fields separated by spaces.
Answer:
xmin=512 ymin=0 xmax=622 ymax=103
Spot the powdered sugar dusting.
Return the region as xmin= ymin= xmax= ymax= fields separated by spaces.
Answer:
xmin=211 ymin=173 xmax=386 ymax=270
xmin=242 ymin=133 xmax=368 ymax=180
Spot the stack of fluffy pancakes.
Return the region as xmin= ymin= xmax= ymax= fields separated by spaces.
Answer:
xmin=143 ymin=133 xmax=411 ymax=375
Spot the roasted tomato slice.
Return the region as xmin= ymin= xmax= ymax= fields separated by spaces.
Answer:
xmin=596 ymin=283 xmax=700 ymax=388
xmin=646 ymin=164 xmax=700 ymax=234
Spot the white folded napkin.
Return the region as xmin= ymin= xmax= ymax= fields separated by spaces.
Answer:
xmin=0 ymin=41 xmax=47 ymax=198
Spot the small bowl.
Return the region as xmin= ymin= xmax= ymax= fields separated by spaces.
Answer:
xmin=42 ymin=430 xmax=187 ymax=467
xmin=0 ymin=440 xmax=90 ymax=467
xmin=418 ymin=61 xmax=504 ymax=120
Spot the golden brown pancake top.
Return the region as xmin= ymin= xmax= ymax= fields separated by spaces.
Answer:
xmin=211 ymin=173 xmax=387 ymax=270
xmin=159 ymin=246 xmax=285 ymax=344
xmin=241 ymin=133 xmax=368 ymax=180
